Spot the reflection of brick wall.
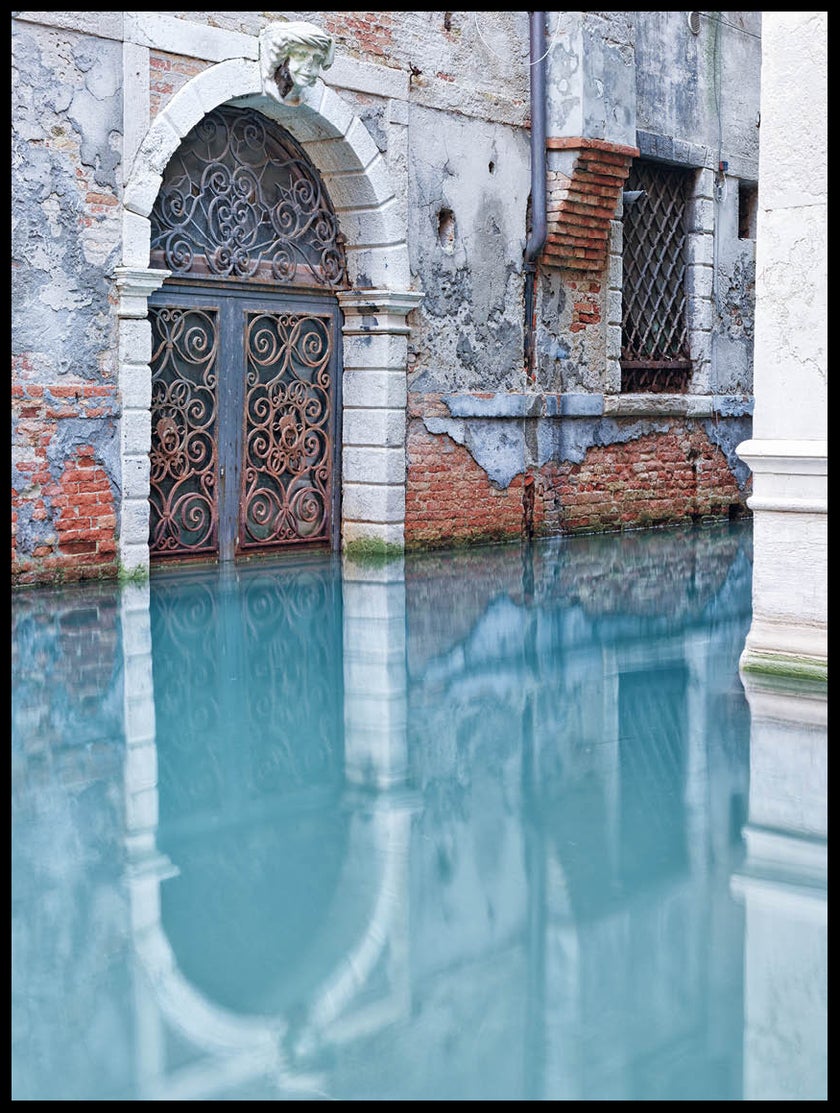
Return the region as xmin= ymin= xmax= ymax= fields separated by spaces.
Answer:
xmin=531 ymin=522 xmax=746 ymax=620
xmin=543 ymin=138 xmax=638 ymax=272
xmin=12 ymin=587 xmax=121 ymax=766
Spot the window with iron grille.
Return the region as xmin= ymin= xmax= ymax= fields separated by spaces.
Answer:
xmin=621 ymin=160 xmax=694 ymax=393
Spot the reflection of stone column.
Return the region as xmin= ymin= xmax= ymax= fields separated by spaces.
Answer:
xmin=341 ymin=555 xmax=408 ymax=789
xmin=122 ymin=583 xmax=161 ymax=865
xmin=731 ymin=675 xmax=827 ymax=1102
xmin=683 ymin=630 xmax=710 ymax=876
xmin=736 ymin=13 xmax=827 ymax=682
xmin=120 ymin=581 xmax=175 ymax=1096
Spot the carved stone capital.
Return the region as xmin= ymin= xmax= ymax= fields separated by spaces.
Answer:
xmin=113 ymin=265 xmax=170 ymax=318
xmin=337 ymin=288 xmax=424 ymax=335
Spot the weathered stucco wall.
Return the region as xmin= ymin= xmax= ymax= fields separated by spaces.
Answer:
xmin=11 ymin=11 xmax=764 ymax=583
xmin=12 ymin=21 xmax=124 ymax=583
xmin=634 ymin=10 xmax=760 ymax=398
xmin=402 ymin=9 xmax=760 ymax=551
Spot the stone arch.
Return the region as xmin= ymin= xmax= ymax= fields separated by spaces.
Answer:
xmin=115 ymin=56 xmax=421 ymax=573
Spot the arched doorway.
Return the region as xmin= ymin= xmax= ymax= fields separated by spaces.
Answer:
xmin=147 ymin=104 xmax=347 ymax=564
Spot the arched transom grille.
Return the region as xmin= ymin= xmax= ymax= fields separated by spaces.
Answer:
xmin=150 ymin=105 xmax=348 ymax=289
xmin=621 ymin=160 xmax=693 ymax=393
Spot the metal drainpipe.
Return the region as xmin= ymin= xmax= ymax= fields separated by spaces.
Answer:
xmin=524 ymin=10 xmax=547 ymax=382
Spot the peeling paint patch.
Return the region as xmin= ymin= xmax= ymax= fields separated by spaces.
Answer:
xmin=423 ymin=416 xmax=526 ymax=488
xmin=704 ymin=415 xmax=753 ymax=490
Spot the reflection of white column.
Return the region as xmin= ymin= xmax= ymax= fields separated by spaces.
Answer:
xmin=736 ymin=12 xmax=827 ymax=682
xmin=122 ymin=583 xmax=161 ymax=865
xmin=120 ymin=581 xmax=175 ymax=1096
xmin=598 ymin=646 xmax=622 ymax=876
xmin=731 ymin=674 xmax=827 ymax=1102
xmin=341 ymin=555 xmax=408 ymax=789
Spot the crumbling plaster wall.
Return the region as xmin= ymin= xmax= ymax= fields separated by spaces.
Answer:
xmin=11 ymin=11 xmax=762 ymax=581
xmin=634 ymin=10 xmax=760 ymax=397
xmin=11 ymin=23 xmax=122 ymax=380
xmin=12 ymin=19 xmax=124 ymax=583
xmin=536 ymin=10 xmax=760 ymax=399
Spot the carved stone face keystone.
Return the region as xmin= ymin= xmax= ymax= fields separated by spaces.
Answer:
xmin=259 ymin=21 xmax=336 ymax=105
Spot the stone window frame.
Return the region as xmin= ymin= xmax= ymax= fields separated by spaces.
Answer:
xmin=615 ymin=157 xmax=715 ymax=396
xmin=604 ymin=150 xmax=718 ymax=415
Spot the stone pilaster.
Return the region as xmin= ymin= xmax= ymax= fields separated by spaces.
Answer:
xmin=337 ymin=288 xmax=423 ymax=551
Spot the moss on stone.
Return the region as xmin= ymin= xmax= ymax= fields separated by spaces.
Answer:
xmin=741 ymin=651 xmax=827 ymax=687
xmin=117 ymin=561 xmax=150 ymax=586
xmin=342 ymin=537 xmax=405 ymax=563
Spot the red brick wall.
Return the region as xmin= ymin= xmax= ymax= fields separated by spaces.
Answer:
xmin=149 ymin=51 xmax=209 ymax=117
xmin=405 ymin=414 xmax=750 ymax=548
xmin=536 ymin=425 xmax=748 ymax=534
xmin=12 ymin=385 xmax=120 ymax=586
xmin=322 ymin=11 xmax=397 ymax=63
xmin=405 ymin=421 xmax=528 ymax=546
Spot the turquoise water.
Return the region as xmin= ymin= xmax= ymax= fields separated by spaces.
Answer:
xmin=11 ymin=520 xmax=827 ymax=1101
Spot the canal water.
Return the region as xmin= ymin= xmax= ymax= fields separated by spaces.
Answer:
xmin=11 ymin=519 xmax=827 ymax=1101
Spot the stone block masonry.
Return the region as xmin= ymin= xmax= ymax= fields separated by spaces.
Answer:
xmin=12 ymin=384 xmax=120 ymax=586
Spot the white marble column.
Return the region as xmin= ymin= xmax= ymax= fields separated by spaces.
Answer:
xmin=736 ymin=12 xmax=827 ymax=681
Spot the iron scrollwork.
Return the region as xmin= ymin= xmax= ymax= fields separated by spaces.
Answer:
xmin=150 ymin=105 xmax=348 ymax=289
xmin=148 ymin=306 xmax=219 ymax=557
xmin=240 ymin=311 xmax=334 ymax=549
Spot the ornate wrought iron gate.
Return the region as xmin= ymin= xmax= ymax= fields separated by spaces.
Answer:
xmin=147 ymin=104 xmax=347 ymax=564
xmin=148 ymin=287 xmax=341 ymax=562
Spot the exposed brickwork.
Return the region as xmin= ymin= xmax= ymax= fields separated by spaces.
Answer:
xmin=406 ymin=421 xmax=528 ymax=547
xmin=12 ymin=385 xmax=120 ymax=586
xmin=569 ymin=279 xmax=603 ymax=333
xmin=405 ymin=410 xmax=750 ymax=548
xmin=543 ymin=138 xmax=638 ymax=273
xmin=535 ymin=424 xmax=748 ymax=535
xmin=322 ymin=12 xmax=397 ymax=65
xmin=149 ymin=50 xmax=209 ymax=117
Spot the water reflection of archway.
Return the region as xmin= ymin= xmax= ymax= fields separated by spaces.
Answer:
xmin=121 ymin=554 xmax=413 ymax=1099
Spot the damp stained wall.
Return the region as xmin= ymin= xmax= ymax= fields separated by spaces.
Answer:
xmin=12 ymin=11 xmax=764 ymax=580
xmin=12 ymin=19 xmax=124 ymax=582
